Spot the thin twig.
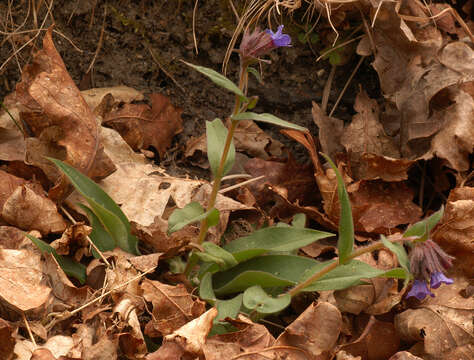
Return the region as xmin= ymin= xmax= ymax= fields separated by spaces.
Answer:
xmin=22 ymin=312 xmax=37 ymax=348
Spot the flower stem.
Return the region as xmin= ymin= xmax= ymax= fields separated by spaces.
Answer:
xmin=184 ymin=66 xmax=248 ymax=277
xmin=286 ymin=235 xmax=407 ymax=297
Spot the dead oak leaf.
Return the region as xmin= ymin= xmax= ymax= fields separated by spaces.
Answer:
xmin=15 ymin=27 xmax=115 ymax=201
xmin=103 ymin=93 xmax=183 ymax=158
xmin=433 ymin=186 xmax=474 ymax=277
xmin=141 ymin=278 xmax=206 ymax=337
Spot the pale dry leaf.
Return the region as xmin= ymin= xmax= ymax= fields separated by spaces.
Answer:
xmin=81 ymin=85 xmax=144 ymax=111
xmin=0 ymin=249 xmax=51 ymax=313
xmin=0 ymin=93 xmax=25 ymax=161
xmin=394 ymin=276 xmax=474 ymax=359
xmin=275 ymin=302 xmax=342 ymax=358
xmin=388 ymin=351 xmax=424 ymax=360
xmin=203 ymin=315 xmax=275 ymax=360
xmin=2 ymin=184 xmax=67 ymax=235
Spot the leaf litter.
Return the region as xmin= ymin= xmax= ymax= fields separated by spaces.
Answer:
xmin=0 ymin=1 xmax=473 ymax=359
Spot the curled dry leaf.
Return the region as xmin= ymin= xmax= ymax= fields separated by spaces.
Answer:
xmin=15 ymin=28 xmax=115 ymax=201
xmin=103 ymin=93 xmax=183 ymax=157
xmin=141 ymin=278 xmax=206 ymax=337
xmin=311 ymin=101 xmax=344 ymax=160
xmin=0 ymin=249 xmax=51 ymax=313
xmin=0 ymin=93 xmax=25 ymax=162
xmin=81 ymin=85 xmax=144 ymax=111
xmin=388 ymin=351 xmax=424 ymax=360
xmin=433 ymin=186 xmax=474 ymax=277
xmin=275 ymin=301 xmax=342 ymax=359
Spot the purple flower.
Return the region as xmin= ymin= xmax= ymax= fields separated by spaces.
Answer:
xmin=407 ymin=280 xmax=434 ymax=300
xmin=430 ymin=271 xmax=454 ymax=289
xmin=266 ymin=25 xmax=292 ymax=47
xmin=406 ymin=239 xmax=454 ymax=300
xmin=239 ymin=25 xmax=291 ymax=66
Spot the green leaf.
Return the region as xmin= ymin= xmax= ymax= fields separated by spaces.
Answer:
xmin=404 ymin=207 xmax=444 ymax=240
xmin=301 ymin=260 xmax=407 ymax=292
xmin=26 ymin=234 xmax=86 ymax=284
xmin=78 ymin=204 xmax=116 ymax=258
xmin=231 ymin=112 xmax=307 ymax=131
xmin=213 ymin=255 xmax=319 ymax=295
xmin=247 ymin=96 xmax=259 ymax=110
xmin=206 ymin=118 xmax=235 ymax=177
xmin=224 ymin=227 xmax=333 ymax=263
xmin=209 ymin=294 xmax=243 ymax=336
xmin=183 ymin=61 xmax=248 ymax=101
xmin=291 ymin=213 xmax=306 ymax=228
xmin=199 ymin=272 xmax=217 ymax=305
xmin=243 ymin=286 xmax=291 ymax=314
xmin=48 ymin=158 xmax=139 ymax=255
xmin=247 ymin=67 xmax=262 ymax=84
xmin=168 ymin=202 xmax=219 ymax=234
xmin=320 ymin=154 xmax=354 ymax=264
xmin=381 ymin=236 xmax=410 ymax=272
xmin=202 ymin=242 xmax=238 ymax=270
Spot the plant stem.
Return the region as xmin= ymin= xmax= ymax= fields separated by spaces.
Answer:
xmin=286 ymin=236 xmax=406 ymax=296
xmin=184 ymin=65 xmax=248 ymax=277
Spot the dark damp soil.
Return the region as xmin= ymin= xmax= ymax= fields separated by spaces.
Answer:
xmin=0 ymin=0 xmax=380 ymax=174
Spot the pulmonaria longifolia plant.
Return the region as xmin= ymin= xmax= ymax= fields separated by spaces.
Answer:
xmin=41 ymin=25 xmax=454 ymax=326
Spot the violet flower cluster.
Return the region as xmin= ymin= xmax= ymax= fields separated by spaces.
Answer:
xmin=239 ymin=25 xmax=291 ymax=66
xmin=407 ymin=239 xmax=454 ymax=300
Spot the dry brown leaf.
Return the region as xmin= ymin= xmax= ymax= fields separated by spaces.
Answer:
xmin=275 ymin=302 xmax=342 ymax=359
xmin=0 ymin=248 xmax=51 ymax=313
xmin=141 ymin=278 xmax=206 ymax=337
xmin=103 ymin=93 xmax=183 ymax=157
xmin=340 ymin=317 xmax=400 ymax=360
xmin=0 ymin=226 xmax=33 ymax=249
xmin=340 ymin=88 xmax=401 ymax=180
xmin=394 ymin=276 xmax=474 ymax=359
xmin=15 ymin=28 xmax=115 ymax=201
xmin=81 ymin=85 xmax=144 ymax=111
xmin=433 ymin=186 xmax=474 ymax=277
xmin=114 ymin=295 xmax=147 ymax=357
xmin=203 ymin=315 xmax=275 ymax=360
xmin=311 ymin=101 xmax=344 ymax=160
xmin=358 ymin=154 xmax=414 ymax=182
xmin=0 ymin=318 xmax=15 ymax=360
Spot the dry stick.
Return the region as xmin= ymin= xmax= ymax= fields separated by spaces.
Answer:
xmin=147 ymin=46 xmax=185 ymax=93
xmin=321 ymin=65 xmax=336 ymax=115
xmin=86 ymin=4 xmax=106 ymax=74
xmin=316 ymin=35 xmax=364 ymax=62
xmin=328 ymin=55 xmax=365 ymax=118
xmin=228 ymin=0 xmax=241 ymax=22
xmin=22 ymin=312 xmax=37 ymax=348
xmin=60 ymin=206 xmax=112 ymax=268
xmin=0 ymin=0 xmax=53 ymax=73
xmin=219 ymin=175 xmax=265 ymax=194
xmin=192 ymin=0 xmax=199 ymax=54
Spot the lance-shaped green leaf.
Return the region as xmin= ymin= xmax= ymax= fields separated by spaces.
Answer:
xmin=243 ymin=286 xmax=291 ymax=314
xmin=168 ymin=202 xmax=220 ymax=234
xmin=26 ymin=234 xmax=86 ymax=284
xmin=231 ymin=112 xmax=307 ymax=131
xmin=182 ymin=61 xmax=248 ymax=101
xmin=301 ymin=260 xmax=408 ymax=292
xmin=206 ymin=118 xmax=235 ymax=177
xmin=224 ymin=227 xmax=333 ymax=263
xmin=321 ymin=154 xmax=354 ymax=264
xmin=49 ymin=158 xmax=139 ymax=255
xmin=199 ymin=272 xmax=217 ymax=305
xmin=201 ymin=242 xmax=238 ymax=270
xmin=213 ymin=255 xmax=320 ymax=295
xmin=381 ymin=235 xmax=410 ymax=273
xmin=210 ymin=294 xmax=243 ymax=336
xmin=78 ymin=204 xmax=116 ymax=258
xmin=404 ymin=207 xmax=444 ymax=240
